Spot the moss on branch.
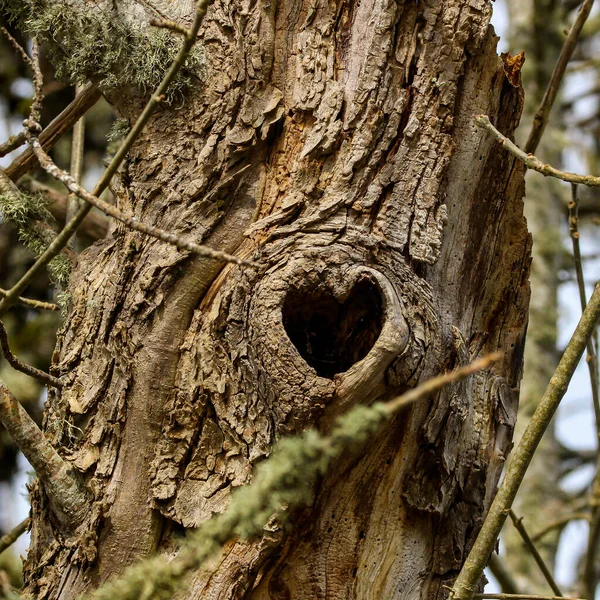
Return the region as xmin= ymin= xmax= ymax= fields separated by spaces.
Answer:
xmin=1 ymin=0 xmax=204 ymax=101
xmin=0 ymin=188 xmax=71 ymax=286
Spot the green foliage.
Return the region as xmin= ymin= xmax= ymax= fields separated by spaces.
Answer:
xmin=91 ymin=403 xmax=390 ymax=600
xmin=0 ymin=189 xmax=70 ymax=287
xmin=1 ymin=0 xmax=204 ymax=102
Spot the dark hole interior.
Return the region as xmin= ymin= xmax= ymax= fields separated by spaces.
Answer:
xmin=282 ymin=279 xmax=384 ymax=379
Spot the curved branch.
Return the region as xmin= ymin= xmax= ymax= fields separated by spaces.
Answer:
xmin=0 ymin=378 xmax=89 ymax=529
xmin=0 ymin=320 xmax=64 ymax=388
xmin=476 ymin=115 xmax=600 ymax=188
xmin=0 ymin=518 xmax=30 ymax=554
xmin=3 ymin=83 xmax=102 ymax=183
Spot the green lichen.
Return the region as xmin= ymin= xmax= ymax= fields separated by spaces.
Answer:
xmin=0 ymin=189 xmax=71 ymax=287
xmin=107 ymin=118 xmax=131 ymax=143
xmin=1 ymin=0 xmax=204 ymax=102
xmin=55 ymin=291 xmax=72 ymax=317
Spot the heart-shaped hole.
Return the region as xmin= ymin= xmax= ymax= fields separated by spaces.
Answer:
xmin=282 ymin=278 xmax=384 ymax=379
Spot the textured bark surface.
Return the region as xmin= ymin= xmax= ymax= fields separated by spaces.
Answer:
xmin=501 ymin=0 xmax=565 ymax=590
xmin=23 ymin=1 xmax=530 ymax=599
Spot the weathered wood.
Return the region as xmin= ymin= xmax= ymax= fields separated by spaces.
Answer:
xmin=21 ymin=1 xmax=530 ymax=599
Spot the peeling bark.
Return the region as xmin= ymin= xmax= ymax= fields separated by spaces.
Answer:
xmin=22 ymin=1 xmax=530 ymax=599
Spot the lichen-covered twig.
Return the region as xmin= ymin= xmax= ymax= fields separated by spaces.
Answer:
xmin=0 ymin=518 xmax=30 ymax=555
xmin=0 ymin=378 xmax=88 ymax=528
xmin=475 ymin=115 xmax=600 ymax=188
xmin=0 ymin=320 xmax=63 ymax=388
xmin=31 ymin=140 xmax=258 ymax=267
xmin=0 ymin=169 xmax=75 ymax=286
xmin=4 ymin=83 xmax=101 ymax=183
xmin=508 ymin=511 xmax=562 ymax=597
xmin=89 ymin=353 xmax=500 ymax=600
xmin=451 ymin=282 xmax=600 ymax=600
xmin=525 ymin=0 xmax=595 ymax=154
xmin=0 ymin=288 xmax=58 ymax=312
xmin=0 ymin=0 xmax=212 ymax=317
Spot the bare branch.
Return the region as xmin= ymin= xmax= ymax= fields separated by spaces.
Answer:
xmin=4 ymin=83 xmax=102 ymax=183
xmin=451 ymin=281 xmax=600 ymax=599
xmin=0 ymin=320 xmax=63 ymax=388
xmin=0 ymin=518 xmax=30 ymax=555
xmin=0 ymin=288 xmax=59 ymax=312
xmin=0 ymin=27 xmax=36 ymax=157
xmin=476 ymin=115 xmax=600 ymax=188
xmin=508 ymin=511 xmax=563 ymax=597
xmin=0 ymin=378 xmax=89 ymax=529
xmin=384 ymin=353 xmax=501 ymax=415
xmin=525 ymin=0 xmax=595 ymax=154
xmin=531 ymin=513 xmax=590 ymax=543
xmin=149 ymin=18 xmax=189 ymax=36
xmin=29 ymin=39 xmax=44 ymax=124
xmin=65 ymin=83 xmax=87 ymax=244
xmin=0 ymin=131 xmax=27 ymax=159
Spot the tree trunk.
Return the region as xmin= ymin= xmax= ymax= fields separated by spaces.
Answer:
xmin=501 ymin=0 xmax=565 ymax=591
xmin=21 ymin=1 xmax=530 ymax=598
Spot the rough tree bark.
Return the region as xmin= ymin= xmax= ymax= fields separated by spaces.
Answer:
xmin=501 ymin=0 xmax=565 ymax=591
xmin=18 ymin=1 xmax=530 ymax=598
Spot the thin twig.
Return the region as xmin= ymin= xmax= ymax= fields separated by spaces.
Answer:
xmin=0 ymin=27 xmax=33 ymax=69
xmin=66 ymin=83 xmax=86 ymax=247
xmin=149 ymin=18 xmax=189 ymax=36
xmin=451 ymin=281 xmax=600 ymax=599
xmin=0 ymin=320 xmax=63 ymax=388
xmin=0 ymin=518 xmax=30 ymax=555
xmin=383 ymin=353 xmax=501 ymax=415
xmin=476 ymin=115 xmax=600 ymax=188
xmin=0 ymin=378 xmax=89 ymax=528
xmin=508 ymin=511 xmax=562 ymax=597
xmin=29 ymin=39 xmax=44 ymax=124
xmin=4 ymin=83 xmax=102 ymax=183
xmin=525 ymin=0 xmax=596 ymax=154
xmin=31 ymin=140 xmax=257 ymax=267
xmin=531 ymin=513 xmax=590 ymax=542
xmin=0 ymin=0 xmax=212 ymax=317
xmin=0 ymin=131 xmax=26 ymax=158
xmin=0 ymin=288 xmax=59 ymax=312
